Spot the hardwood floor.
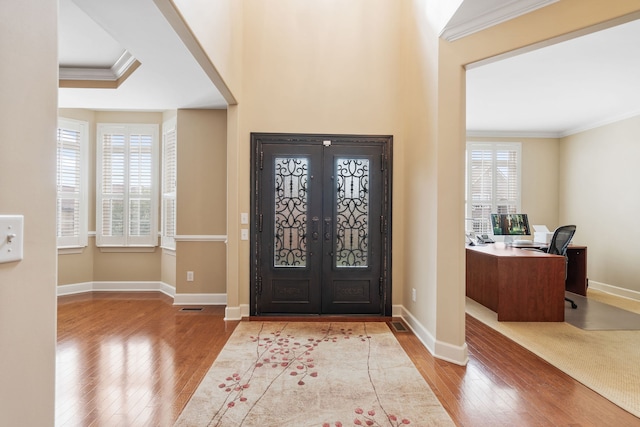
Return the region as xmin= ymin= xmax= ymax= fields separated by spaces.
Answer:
xmin=56 ymin=292 xmax=640 ymax=426
xmin=56 ymin=292 xmax=239 ymax=427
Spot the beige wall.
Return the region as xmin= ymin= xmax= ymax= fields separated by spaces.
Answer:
xmin=171 ymin=0 xmax=241 ymax=97
xmin=0 ymin=1 xmax=57 ymax=425
xmin=170 ymin=0 xmax=242 ymax=305
xmin=560 ymin=115 xmax=640 ymax=293
xmin=176 ymin=242 xmax=227 ymax=294
xmin=176 ymin=109 xmax=227 ymax=294
xmin=235 ymin=0 xmax=402 ymax=310
xmin=161 ymin=249 xmax=177 ymax=287
xmin=401 ymin=0 xmax=453 ymax=351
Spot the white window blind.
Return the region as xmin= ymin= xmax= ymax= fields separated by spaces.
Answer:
xmin=97 ymin=124 xmax=159 ymax=247
xmin=57 ymin=118 xmax=88 ymax=248
xmin=466 ymin=142 xmax=521 ymax=234
xmin=161 ymin=118 xmax=177 ymax=250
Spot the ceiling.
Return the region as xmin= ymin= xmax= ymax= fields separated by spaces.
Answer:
xmin=58 ymin=0 xmax=227 ymax=111
xmin=59 ymin=0 xmax=640 ymax=137
xmin=466 ymin=17 xmax=640 ymax=137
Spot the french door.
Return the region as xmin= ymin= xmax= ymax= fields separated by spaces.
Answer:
xmin=250 ymin=133 xmax=392 ymax=316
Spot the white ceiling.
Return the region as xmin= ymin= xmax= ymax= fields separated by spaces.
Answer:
xmin=58 ymin=0 xmax=227 ymax=111
xmin=59 ymin=0 xmax=124 ymax=68
xmin=466 ymin=17 xmax=640 ymax=137
xmin=59 ymin=0 xmax=640 ymax=137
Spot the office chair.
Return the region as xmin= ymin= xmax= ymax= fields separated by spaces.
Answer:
xmin=541 ymin=225 xmax=578 ymax=309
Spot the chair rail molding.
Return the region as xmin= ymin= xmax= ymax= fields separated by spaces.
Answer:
xmin=175 ymin=234 xmax=227 ymax=242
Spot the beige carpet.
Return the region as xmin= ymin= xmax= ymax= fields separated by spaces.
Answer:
xmin=174 ymin=322 xmax=454 ymax=426
xmin=466 ymin=289 xmax=640 ymax=418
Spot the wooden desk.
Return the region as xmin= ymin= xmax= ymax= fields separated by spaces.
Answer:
xmin=511 ymin=243 xmax=588 ymax=296
xmin=466 ymin=243 xmax=566 ymax=321
xmin=565 ymin=246 xmax=588 ymax=296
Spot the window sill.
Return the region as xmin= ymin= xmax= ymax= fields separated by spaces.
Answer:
xmin=58 ymin=247 xmax=86 ymax=255
xmin=161 ymin=247 xmax=176 ymax=256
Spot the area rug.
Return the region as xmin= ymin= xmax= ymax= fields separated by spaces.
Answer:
xmin=466 ymin=293 xmax=640 ymax=418
xmin=174 ymin=322 xmax=455 ymax=426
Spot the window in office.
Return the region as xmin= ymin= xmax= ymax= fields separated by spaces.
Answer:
xmin=161 ymin=118 xmax=177 ymax=250
xmin=57 ymin=118 xmax=88 ymax=248
xmin=96 ymin=123 xmax=159 ymax=247
xmin=466 ymin=142 xmax=521 ymax=234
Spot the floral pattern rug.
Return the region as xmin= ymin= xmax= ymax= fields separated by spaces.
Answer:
xmin=174 ymin=322 xmax=454 ymax=426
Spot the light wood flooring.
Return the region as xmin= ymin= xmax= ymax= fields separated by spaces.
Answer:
xmin=56 ymin=292 xmax=640 ymax=426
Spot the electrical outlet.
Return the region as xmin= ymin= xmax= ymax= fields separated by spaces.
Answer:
xmin=187 ymin=271 xmax=194 ymax=282
xmin=411 ymin=288 xmax=417 ymax=302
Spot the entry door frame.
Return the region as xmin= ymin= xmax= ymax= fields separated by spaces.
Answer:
xmin=249 ymin=133 xmax=393 ymax=316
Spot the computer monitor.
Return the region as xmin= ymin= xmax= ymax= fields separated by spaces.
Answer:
xmin=490 ymin=213 xmax=531 ymax=243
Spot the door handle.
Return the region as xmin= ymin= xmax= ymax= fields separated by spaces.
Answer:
xmin=311 ymin=216 xmax=319 ymax=241
xmin=324 ymin=217 xmax=332 ymax=241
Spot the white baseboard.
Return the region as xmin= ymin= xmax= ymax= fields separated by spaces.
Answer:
xmin=58 ymin=281 xmax=176 ymax=299
xmin=58 ymin=281 xmax=232 ymax=306
xmin=225 ymin=304 xmax=250 ymax=320
xmin=396 ymin=305 xmax=468 ymax=366
xmin=57 ymin=282 xmax=93 ymax=296
xmin=588 ymin=280 xmax=640 ymax=301
xmin=173 ymin=293 xmax=227 ymax=305
xmin=392 ymin=304 xmax=404 ymax=317
xmin=160 ymin=282 xmax=176 ymax=297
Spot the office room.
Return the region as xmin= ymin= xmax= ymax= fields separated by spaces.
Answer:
xmin=465 ymin=16 xmax=640 ymax=303
xmin=463 ymin=8 xmax=640 ymax=422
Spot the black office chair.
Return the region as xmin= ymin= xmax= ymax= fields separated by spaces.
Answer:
xmin=540 ymin=225 xmax=578 ymax=309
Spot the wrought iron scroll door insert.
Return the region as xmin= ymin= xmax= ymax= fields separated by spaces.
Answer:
xmin=250 ymin=134 xmax=392 ymax=316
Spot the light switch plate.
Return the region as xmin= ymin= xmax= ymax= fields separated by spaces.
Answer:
xmin=241 ymin=229 xmax=249 ymax=240
xmin=0 ymin=215 xmax=24 ymax=263
xmin=240 ymin=213 xmax=249 ymax=225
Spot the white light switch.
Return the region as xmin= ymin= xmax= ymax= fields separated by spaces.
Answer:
xmin=240 ymin=213 xmax=249 ymax=225
xmin=241 ymin=229 xmax=249 ymax=240
xmin=0 ymin=215 xmax=24 ymax=263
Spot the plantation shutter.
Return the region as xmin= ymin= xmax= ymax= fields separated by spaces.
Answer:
xmin=468 ymin=145 xmax=493 ymax=234
xmin=97 ymin=124 xmax=158 ymax=247
xmin=466 ymin=142 xmax=521 ymax=235
xmin=161 ymin=118 xmax=177 ymax=250
xmin=56 ymin=118 xmax=88 ymax=248
xmin=495 ymin=145 xmax=519 ymax=214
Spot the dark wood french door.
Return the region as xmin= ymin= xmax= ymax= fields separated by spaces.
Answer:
xmin=250 ymin=133 xmax=392 ymax=316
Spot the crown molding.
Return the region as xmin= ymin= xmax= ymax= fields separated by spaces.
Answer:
xmin=468 ymin=110 xmax=640 ymax=140
xmin=559 ymin=110 xmax=640 ymax=138
xmin=441 ymin=0 xmax=559 ymax=42
xmin=59 ymin=50 xmax=140 ymax=89
xmin=466 ymin=130 xmax=562 ymax=139
xmin=174 ymin=235 xmax=228 ymax=242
